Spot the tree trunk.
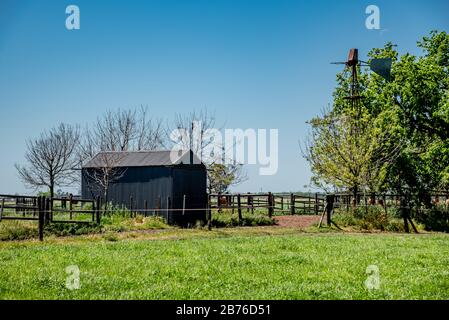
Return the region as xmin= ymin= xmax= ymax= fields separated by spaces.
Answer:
xmin=352 ymin=185 xmax=358 ymax=208
xmin=49 ymin=176 xmax=54 ymax=199
xmin=104 ymin=188 xmax=109 ymax=213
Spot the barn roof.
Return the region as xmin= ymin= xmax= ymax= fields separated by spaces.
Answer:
xmin=82 ymin=150 xmax=203 ymax=168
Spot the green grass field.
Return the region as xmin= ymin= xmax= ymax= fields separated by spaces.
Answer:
xmin=0 ymin=227 xmax=448 ymax=300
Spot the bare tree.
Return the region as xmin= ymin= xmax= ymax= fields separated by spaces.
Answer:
xmin=136 ymin=106 xmax=165 ymax=151
xmin=79 ymin=106 xmax=165 ymax=163
xmin=82 ymin=152 xmax=126 ymax=208
xmin=78 ymin=106 xmax=165 ymax=203
xmin=169 ymin=109 xmax=217 ymax=161
xmin=15 ymin=123 xmax=80 ymax=198
xmin=167 ymin=108 xmax=247 ymax=192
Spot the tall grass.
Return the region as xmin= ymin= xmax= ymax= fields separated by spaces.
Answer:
xmin=332 ymin=206 xmax=411 ymax=232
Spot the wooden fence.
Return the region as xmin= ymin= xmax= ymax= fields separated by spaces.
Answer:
xmin=1 ymin=192 xmax=327 ymax=238
xmin=331 ymin=192 xmax=449 ymax=212
xmin=208 ymin=192 xmax=325 ymax=220
xmin=0 ymin=194 xmax=100 ymax=241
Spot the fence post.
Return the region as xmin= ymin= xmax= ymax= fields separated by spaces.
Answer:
xmin=268 ymin=192 xmax=273 ymax=218
xmin=130 ymin=196 xmax=134 ymax=217
xmin=250 ymin=194 xmax=254 ymax=214
xmin=290 ymin=193 xmax=295 ymax=215
xmin=22 ymin=197 xmax=25 ymax=217
xmin=346 ymin=194 xmax=350 ymax=213
xmin=207 ymin=197 xmax=212 ymax=231
xmin=33 ymin=198 xmax=37 ymax=217
xmin=38 ymin=196 xmax=45 ymax=241
xmin=217 ymin=193 xmax=222 ymax=212
xmin=96 ymin=196 xmax=101 ymax=224
xmin=182 ymin=195 xmax=186 ymax=216
xmin=315 ymin=193 xmax=319 ymax=215
xmin=237 ymin=194 xmax=242 ymax=225
xmin=167 ymin=196 xmax=171 ymax=224
xmin=69 ymin=194 xmax=73 ymax=220
xmin=45 ymin=197 xmax=51 ymax=224
xmin=0 ymin=198 xmax=4 ymax=222
xmin=326 ymin=194 xmax=334 ymax=226
xmin=144 ymin=200 xmax=148 ymax=217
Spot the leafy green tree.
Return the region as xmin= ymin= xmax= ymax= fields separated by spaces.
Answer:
xmin=304 ymin=106 xmax=401 ymax=199
xmin=305 ymin=31 xmax=449 ymax=202
xmin=207 ymin=163 xmax=246 ymax=194
xmin=365 ymin=31 xmax=449 ymax=199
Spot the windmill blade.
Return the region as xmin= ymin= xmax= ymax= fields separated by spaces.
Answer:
xmin=370 ymin=58 xmax=392 ymax=81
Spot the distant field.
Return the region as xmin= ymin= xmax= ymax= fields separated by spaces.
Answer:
xmin=0 ymin=228 xmax=448 ymax=300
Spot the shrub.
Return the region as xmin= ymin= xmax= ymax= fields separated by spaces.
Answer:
xmin=414 ymin=208 xmax=449 ymax=232
xmin=102 ymin=232 xmax=119 ymax=242
xmin=333 ymin=206 xmax=407 ymax=232
xmin=101 ymin=215 xmax=169 ymax=232
xmin=211 ymin=210 xmax=274 ymax=228
xmin=0 ymin=221 xmax=38 ymax=241
xmin=44 ymin=222 xmax=102 ymax=237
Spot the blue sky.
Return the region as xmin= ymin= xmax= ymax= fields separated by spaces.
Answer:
xmin=0 ymin=0 xmax=448 ymax=195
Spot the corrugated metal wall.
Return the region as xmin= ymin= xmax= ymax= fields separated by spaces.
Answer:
xmin=170 ymin=166 xmax=207 ymax=225
xmin=81 ymin=165 xmax=207 ymax=225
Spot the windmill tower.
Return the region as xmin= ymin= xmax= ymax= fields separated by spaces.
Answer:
xmin=332 ymin=48 xmax=392 ymax=112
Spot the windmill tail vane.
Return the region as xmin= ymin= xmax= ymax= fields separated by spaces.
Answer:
xmin=332 ymin=48 xmax=392 ymax=81
xmin=331 ymin=48 xmax=392 ymax=101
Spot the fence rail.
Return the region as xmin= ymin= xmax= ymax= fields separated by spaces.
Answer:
xmin=208 ymin=193 xmax=325 ymax=217
xmin=11 ymin=190 xmax=441 ymax=239
xmin=1 ymin=192 xmax=327 ymax=239
xmin=0 ymin=194 xmax=100 ymax=241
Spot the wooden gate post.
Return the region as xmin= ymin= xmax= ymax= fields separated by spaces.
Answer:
xmin=207 ymin=197 xmax=212 ymax=231
xmin=268 ymin=192 xmax=274 ymax=218
xmin=182 ymin=195 xmax=186 ymax=216
xmin=69 ymin=194 xmax=73 ymax=220
xmin=45 ymin=197 xmax=51 ymax=224
xmin=326 ymin=194 xmax=335 ymax=226
xmin=167 ymin=196 xmax=171 ymax=224
xmin=0 ymin=198 xmax=4 ymax=222
xmin=38 ymin=196 xmax=45 ymax=241
xmin=144 ymin=200 xmax=148 ymax=217
xmin=33 ymin=198 xmax=37 ymax=217
xmin=290 ymin=193 xmax=295 ymax=215
xmin=250 ymin=194 xmax=254 ymax=214
xmin=95 ymin=196 xmax=101 ymax=224
xmin=237 ymin=194 xmax=242 ymax=225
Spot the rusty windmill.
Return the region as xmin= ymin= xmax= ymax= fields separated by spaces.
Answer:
xmin=332 ymin=48 xmax=392 ymax=117
xmin=330 ymin=49 xmax=393 ymax=204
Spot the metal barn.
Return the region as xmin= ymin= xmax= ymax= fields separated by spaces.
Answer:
xmin=81 ymin=150 xmax=207 ymax=225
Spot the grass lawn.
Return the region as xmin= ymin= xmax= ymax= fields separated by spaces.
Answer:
xmin=0 ymin=228 xmax=448 ymax=300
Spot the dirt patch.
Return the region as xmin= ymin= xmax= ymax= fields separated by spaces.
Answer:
xmin=274 ymin=215 xmax=321 ymax=228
